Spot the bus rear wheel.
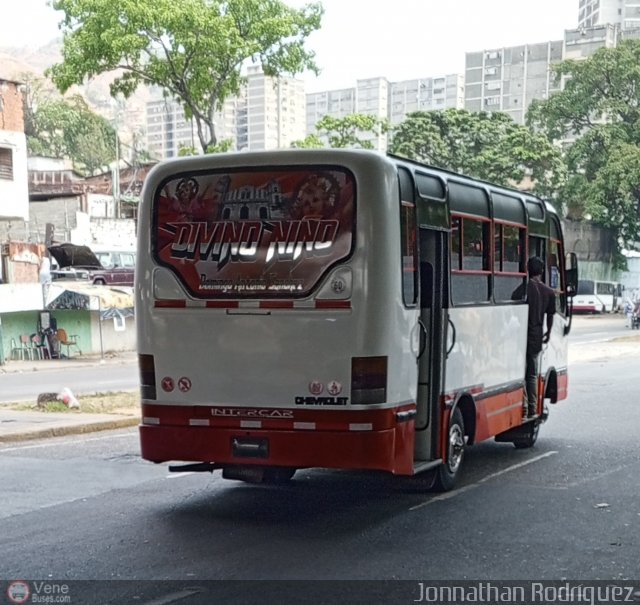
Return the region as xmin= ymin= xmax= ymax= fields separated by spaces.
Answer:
xmin=433 ymin=407 xmax=465 ymax=492
xmin=262 ymin=467 xmax=296 ymax=484
xmin=512 ymin=420 xmax=540 ymax=449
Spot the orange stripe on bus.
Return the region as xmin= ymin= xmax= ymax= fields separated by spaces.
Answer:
xmin=154 ymin=300 xmax=186 ymax=308
xmin=206 ymin=301 xmax=239 ymax=308
xmin=259 ymin=301 xmax=294 ymax=309
xmin=315 ymin=300 xmax=351 ymax=309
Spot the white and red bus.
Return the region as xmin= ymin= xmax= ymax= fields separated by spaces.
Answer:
xmin=136 ymin=150 xmax=578 ymax=490
xmin=572 ymin=279 xmax=622 ymax=313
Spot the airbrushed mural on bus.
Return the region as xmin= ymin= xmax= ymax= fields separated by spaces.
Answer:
xmin=154 ymin=168 xmax=353 ymax=299
xmin=136 ymin=149 xmax=578 ymax=491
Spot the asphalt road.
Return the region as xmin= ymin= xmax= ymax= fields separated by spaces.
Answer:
xmin=0 ymin=335 xmax=638 ymax=597
xmin=0 ymin=361 xmax=139 ymax=403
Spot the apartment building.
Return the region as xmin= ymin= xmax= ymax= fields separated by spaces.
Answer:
xmin=305 ymin=87 xmax=356 ymax=136
xmin=355 ymin=77 xmax=389 ymax=150
xmin=236 ymin=65 xmax=306 ymax=151
xmin=306 ymin=79 xmax=389 ymax=149
xmin=389 ymin=74 xmax=464 ymax=126
xmin=0 ymin=77 xmax=29 ymax=221
xmin=146 ymin=68 xmax=305 ymax=158
xmin=146 ymin=93 xmax=237 ymax=159
xmin=578 ymin=0 xmax=640 ymax=30
xmin=464 ymin=40 xmax=563 ymax=124
xmin=146 ymin=96 xmax=238 ymax=159
xmin=564 ymin=23 xmax=620 ymax=61
xmin=147 ymin=98 xmax=200 ymax=159
xmin=306 ymin=74 xmax=463 ymax=150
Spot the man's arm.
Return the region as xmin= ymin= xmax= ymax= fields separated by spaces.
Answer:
xmin=543 ymin=292 xmax=556 ymax=343
xmin=543 ymin=314 xmax=554 ymax=343
xmin=511 ymin=281 xmax=526 ymax=301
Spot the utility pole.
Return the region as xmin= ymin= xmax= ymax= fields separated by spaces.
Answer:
xmin=114 ymin=129 xmax=120 ymax=219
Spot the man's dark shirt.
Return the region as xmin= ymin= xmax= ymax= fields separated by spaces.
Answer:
xmin=512 ymin=278 xmax=556 ymax=354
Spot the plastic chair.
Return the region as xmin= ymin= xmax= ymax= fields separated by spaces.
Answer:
xmin=31 ymin=333 xmax=51 ymax=360
xmin=56 ymin=328 xmax=81 ymax=358
xmin=10 ymin=338 xmax=28 ymax=361
xmin=19 ymin=335 xmax=35 ymax=360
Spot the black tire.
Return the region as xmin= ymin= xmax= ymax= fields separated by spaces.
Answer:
xmin=433 ymin=407 xmax=465 ymax=492
xmin=262 ymin=467 xmax=296 ymax=484
xmin=513 ymin=420 xmax=540 ymax=449
xmin=93 ymin=278 xmax=106 ymax=285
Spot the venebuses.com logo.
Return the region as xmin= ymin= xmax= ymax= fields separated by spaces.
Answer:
xmin=6 ymin=581 xmax=30 ymax=604
xmin=6 ymin=580 xmax=71 ymax=604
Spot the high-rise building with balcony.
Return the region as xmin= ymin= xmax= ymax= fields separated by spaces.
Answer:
xmin=306 ymin=75 xmax=463 ymax=150
xmin=389 ymin=74 xmax=464 ymax=126
xmin=564 ymin=22 xmax=620 ymax=61
xmin=305 ymin=78 xmax=389 ymax=150
xmin=237 ymin=65 xmax=306 ymax=151
xmin=578 ymin=0 xmax=640 ymax=30
xmin=464 ymin=41 xmax=563 ymax=124
xmin=146 ymin=67 xmax=305 ymax=158
xmin=145 ymin=93 xmax=236 ymax=159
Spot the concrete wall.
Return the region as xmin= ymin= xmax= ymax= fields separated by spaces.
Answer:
xmin=0 ymin=131 xmax=29 ymax=221
xmin=563 ymin=219 xmax=621 ymax=281
xmin=90 ymin=311 xmax=136 ymax=354
xmin=0 ymin=283 xmax=43 ymax=312
xmin=0 ymin=310 xmax=41 ymax=363
xmin=0 ymin=80 xmax=29 ymax=221
xmin=90 ymin=218 xmax=137 ymax=249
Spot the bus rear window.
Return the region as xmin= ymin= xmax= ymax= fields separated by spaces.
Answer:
xmin=153 ymin=168 xmax=355 ymax=298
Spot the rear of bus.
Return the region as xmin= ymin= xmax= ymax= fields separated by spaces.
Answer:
xmin=573 ymin=279 xmax=604 ymax=313
xmin=136 ymin=150 xmax=419 ymax=478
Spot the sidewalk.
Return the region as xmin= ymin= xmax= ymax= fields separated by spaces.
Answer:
xmin=0 ymin=350 xmax=138 ymax=375
xmin=0 ymin=408 xmax=139 ymax=443
xmin=0 ymin=351 xmax=139 ymax=444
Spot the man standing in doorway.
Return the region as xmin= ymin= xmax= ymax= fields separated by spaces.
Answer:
xmin=512 ymin=256 xmax=556 ymax=417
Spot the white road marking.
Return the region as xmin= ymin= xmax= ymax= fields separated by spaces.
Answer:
xmin=409 ymin=450 xmax=558 ymax=511
xmin=142 ymin=589 xmax=205 ymax=605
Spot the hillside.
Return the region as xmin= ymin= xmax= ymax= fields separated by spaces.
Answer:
xmin=0 ymin=39 xmax=150 ymax=151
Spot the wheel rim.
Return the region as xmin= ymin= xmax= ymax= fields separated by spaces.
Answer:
xmin=447 ymin=422 xmax=465 ymax=473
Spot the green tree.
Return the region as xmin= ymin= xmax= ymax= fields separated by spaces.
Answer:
xmin=390 ymin=109 xmax=566 ymax=202
xmin=49 ymin=0 xmax=323 ymax=153
xmin=28 ymin=95 xmax=117 ymax=175
xmin=317 ymin=114 xmax=389 ymax=149
xmin=527 ymin=39 xmax=640 ymax=260
xmin=178 ymin=139 xmax=234 ymax=156
xmin=291 ymin=133 xmax=325 ymax=149
xmin=293 ymin=114 xmax=389 ymax=149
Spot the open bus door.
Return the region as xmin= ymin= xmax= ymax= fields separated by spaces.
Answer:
xmin=564 ymin=252 xmax=578 ymax=335
xmin=414 ymin=226 xmax=450 ymax=482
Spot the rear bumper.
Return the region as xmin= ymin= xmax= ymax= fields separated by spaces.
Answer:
xmin=139 ymin=403 xmax=416 ymax=475
xmin=572 ymin=304 xmax=599 ymax=313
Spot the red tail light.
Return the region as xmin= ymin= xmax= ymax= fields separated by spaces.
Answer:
xmin=139 ymin=354 xmax=157 ymax=400
xmin=351 ymin=356 xmax=387 ymax=404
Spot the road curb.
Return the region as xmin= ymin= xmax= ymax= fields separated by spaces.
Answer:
xmin=0 ymin=416 xmax=140 ymax=444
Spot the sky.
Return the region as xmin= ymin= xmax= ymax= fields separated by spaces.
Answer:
xmin=1 ymin=0 xmax=579 ymax=92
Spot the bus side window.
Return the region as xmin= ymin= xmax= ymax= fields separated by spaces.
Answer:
xmin=549 ymin=219 xmax=567 ymax=314
xmin=398 ymin=168 xmax=417 ymax=307
xmin=494 ymin=223 xmax=527 ymax=302
xmin=451 ymin=216 xmax=491 ymax=304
